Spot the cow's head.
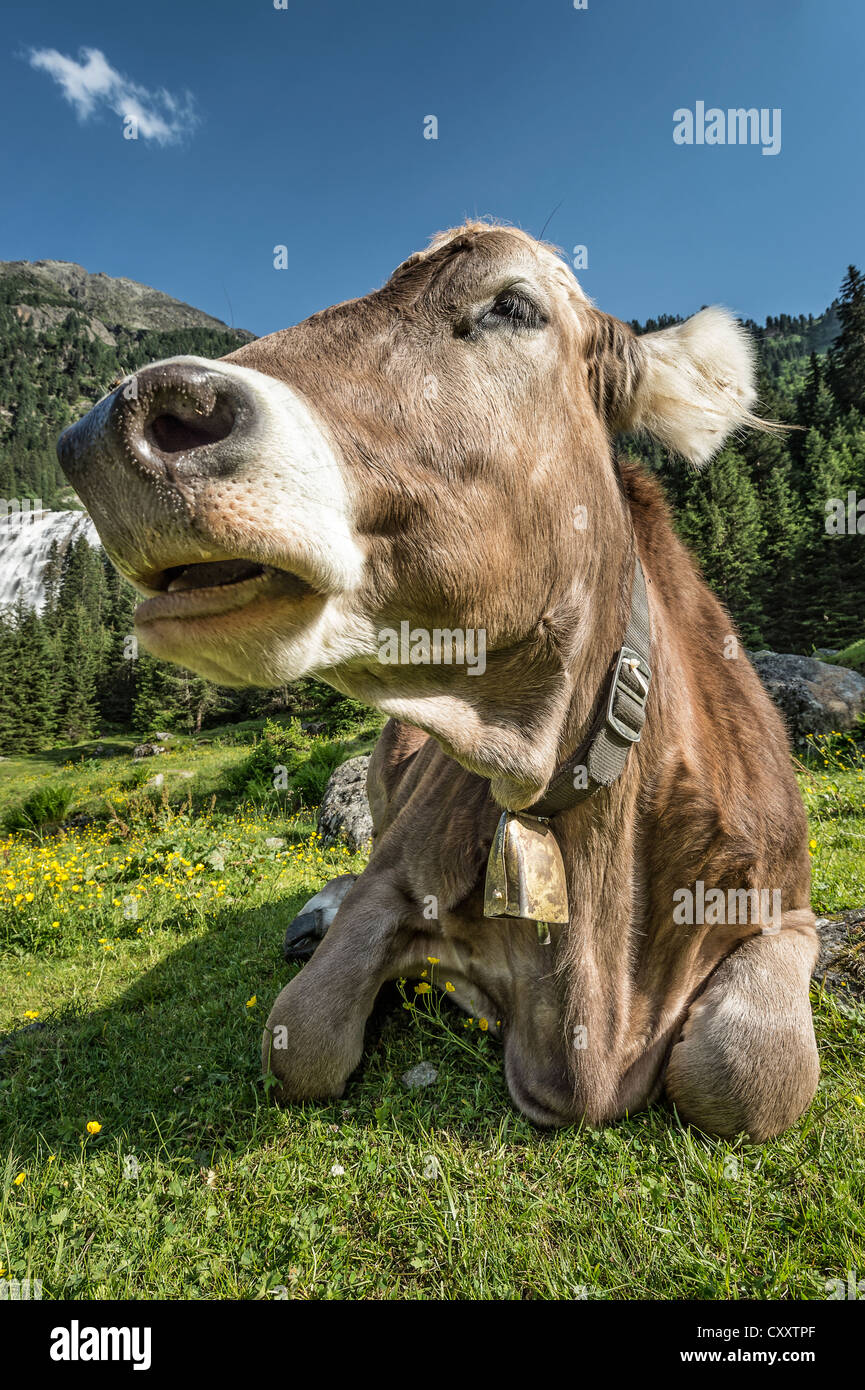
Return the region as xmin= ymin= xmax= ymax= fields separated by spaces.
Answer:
xmin=58 ymin=224 xmax=763 ymax=805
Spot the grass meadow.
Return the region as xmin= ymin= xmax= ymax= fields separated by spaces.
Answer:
xmin=1 ymin=723 xmax=863 ymax=1300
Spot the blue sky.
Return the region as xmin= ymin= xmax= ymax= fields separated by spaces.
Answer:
xmin=1 ymin=0 xmax=861 ymax=336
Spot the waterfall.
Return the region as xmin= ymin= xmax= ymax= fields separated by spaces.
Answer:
xmin=0 ymin=508 xmax=102 ymax=615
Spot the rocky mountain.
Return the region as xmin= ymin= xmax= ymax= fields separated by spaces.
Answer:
xmin=0 ymin=259 xmax=253 ymax=346
xmin=0 ymin=259 xmax=256 ymax=510
xmin=0 ymin=259 xmax=259 ymax=626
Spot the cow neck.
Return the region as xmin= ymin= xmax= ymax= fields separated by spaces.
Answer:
xmin=523 ymin=554 xmax=652 ymax=818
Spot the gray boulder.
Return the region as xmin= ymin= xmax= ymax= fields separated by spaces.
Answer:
xmin=317 ymin=755 xmax=373 ymax=852
xmin=749 ymin=652 xmax=865 ymax=745
xmin=814 ymin=908 xmax=865 ymax=1004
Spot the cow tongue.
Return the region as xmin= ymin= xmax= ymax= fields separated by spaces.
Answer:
xmin=166 ymin=560 xmax=264 ymax=592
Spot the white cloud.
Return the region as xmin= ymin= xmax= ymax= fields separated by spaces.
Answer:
xmin=28 ymin=46 xmax=198 ymax=145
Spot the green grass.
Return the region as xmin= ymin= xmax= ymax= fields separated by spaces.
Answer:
xmin=834 ymin=638 xmax=865 ymax=674
xmin=1 ymin=725 xmax=863 ymax=1300
xmin=799 ymin=730 xmax=865 ymax=914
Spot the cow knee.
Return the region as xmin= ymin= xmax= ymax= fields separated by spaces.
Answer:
xmin=665 ymin=925 xmax=820 ymax=1142
xmin=265 ymin=875 xmax=409 ymax=1104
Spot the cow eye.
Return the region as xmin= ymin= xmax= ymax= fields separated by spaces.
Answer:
xmin=480 ymin=290 xmax=545 ymax=331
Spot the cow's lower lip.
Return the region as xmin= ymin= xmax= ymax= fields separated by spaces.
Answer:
xmin=135 ymin=562 xmax=315 ymax=623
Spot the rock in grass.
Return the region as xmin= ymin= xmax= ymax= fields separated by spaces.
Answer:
xmin=133 ymin=742 xmax=165 ymax=758
xmin=317 ymin=755 xmax=372 ymax=851
xmin=402 ymin=1061 xmax=438 ymax=1089
xmin=748 ymin=651 xmax=865 ymax=744
xmin=814 ymin=908 xmax=865 ymax=1003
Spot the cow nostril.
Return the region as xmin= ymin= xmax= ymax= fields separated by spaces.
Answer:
xmin=56 ymin=361 xmax=250 ymax=484
xmin=146 ymin=400 xmax=236 ymax=455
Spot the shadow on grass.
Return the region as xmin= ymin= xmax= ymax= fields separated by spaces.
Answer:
xmin=0 ymin=895 xmax=522 ymax=1168
xmin=13 ymin=739 xmax=139 ymax=768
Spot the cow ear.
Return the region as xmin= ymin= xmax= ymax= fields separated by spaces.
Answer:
xmin=621 ymin=307 xmax=766 ymax=467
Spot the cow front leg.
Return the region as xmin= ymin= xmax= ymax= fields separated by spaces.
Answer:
xmin=263 ymin=877 xmax=405 ymax=1102
xmin=663 ymin=912 xmax=820 ymax=1141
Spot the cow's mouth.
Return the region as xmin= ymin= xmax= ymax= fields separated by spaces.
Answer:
xmin=135 ymin=559 xmax=315 ymax=624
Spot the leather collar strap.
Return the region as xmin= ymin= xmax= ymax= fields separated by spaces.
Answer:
xmin=525 ymin=556 xmax=652 ymax=818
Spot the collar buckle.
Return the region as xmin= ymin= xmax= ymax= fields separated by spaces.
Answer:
xmin=606 ymin=645 xmax=651 ymax=744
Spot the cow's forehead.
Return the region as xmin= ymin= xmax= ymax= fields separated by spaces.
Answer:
xmin=385 ymin=222 xmax=590 ymax=307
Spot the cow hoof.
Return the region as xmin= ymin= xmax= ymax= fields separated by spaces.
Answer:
xmin=282 ymin=874 xmax=359 ymax=962
xmin=283 ymin=909 xmax=325 ymax=961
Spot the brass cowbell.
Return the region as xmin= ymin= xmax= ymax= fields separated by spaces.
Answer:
xmin=484 ymin=811 xmax=569 ymax=944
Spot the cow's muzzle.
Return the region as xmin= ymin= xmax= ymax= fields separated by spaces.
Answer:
xmin=57 ymin=360 xmax=253 ymax=486
xmin=53 ymin=354 xmax=370 ymax=687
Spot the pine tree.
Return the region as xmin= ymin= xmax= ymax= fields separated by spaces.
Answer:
xmin=796 ymin=353 xmax=836 ymax=438
xmin=132 ymin=651 xmax=184 ymax=734
xmin=795 ymin=427 xmax=860 ymax=646
xmin=16 ymin=605 xmax=58 ymax=749
xmin=758 ymin=460 xmax=808 ymax=650
xmin=676 ymin=447 xmax=767 ymax=646
xmin=0 ymin=617 xmax=22 ymax=752
xmin=98 ymin=564 xmax=139 ymax=726
xmin=56 ymin=604 xmax=99 ymax=743
xmin=41 ymin=539 xmax=63 ymax=625
xmin=827 ymin=265 xmax=865 ymax=415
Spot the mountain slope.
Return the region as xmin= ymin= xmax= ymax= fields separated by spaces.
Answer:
xmin=0 ymin=259 xmax=256 ymax=507
xmin=0 ymin=259 xmax=253 ymax=340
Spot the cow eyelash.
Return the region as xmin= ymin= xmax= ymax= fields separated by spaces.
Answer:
xmin=480 ymin=291 xmax=546 ymax=332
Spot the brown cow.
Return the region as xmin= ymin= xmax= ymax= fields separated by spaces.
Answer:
xmin=57 ymin=223 xmax=819 ymax=1140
